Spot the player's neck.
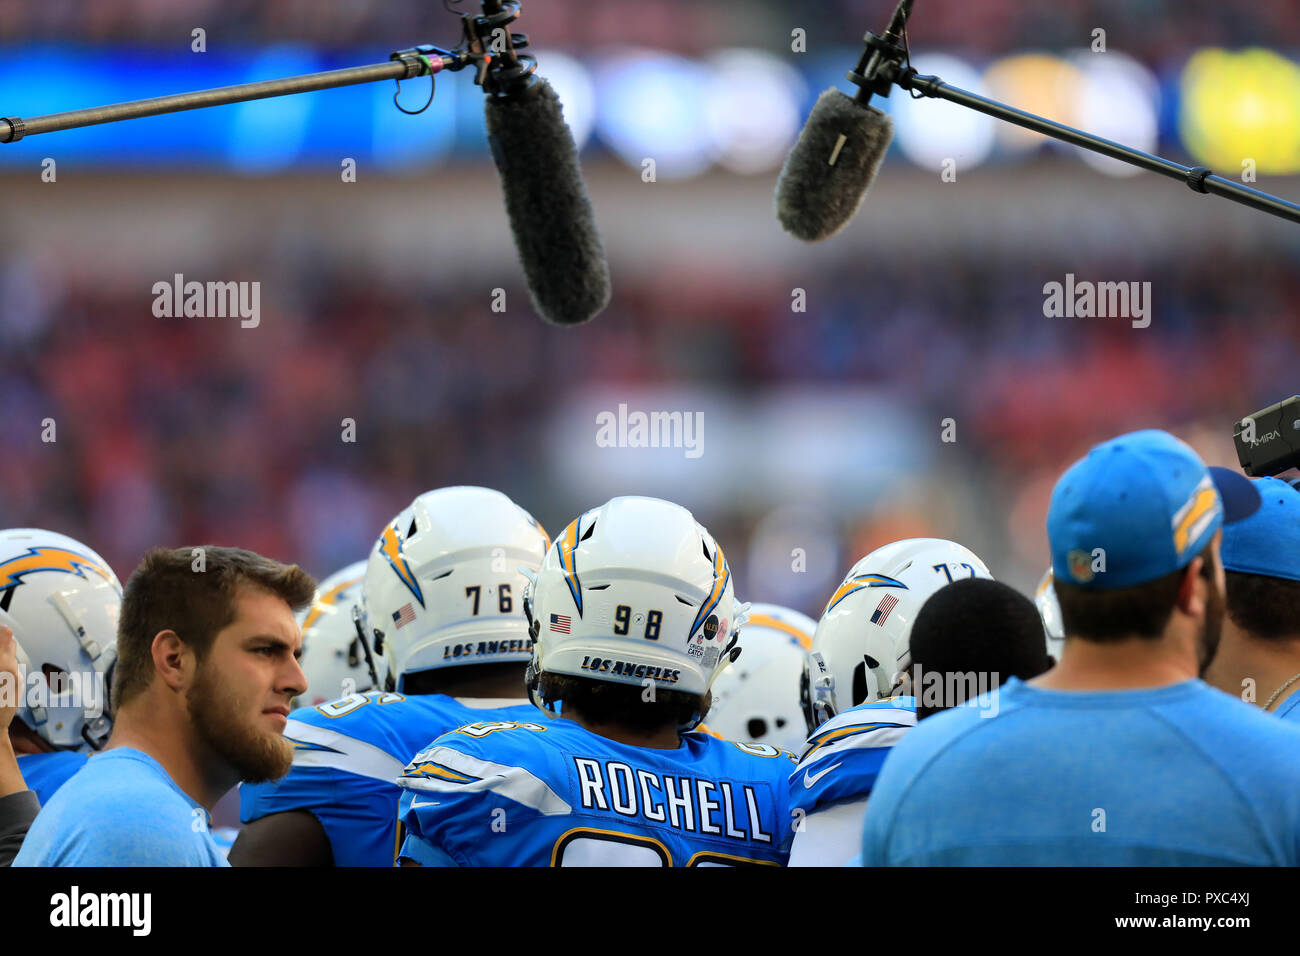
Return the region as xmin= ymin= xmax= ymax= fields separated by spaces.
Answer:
xmin=411 ymin=665 xmax=529 ymax=700
xmin=107 ymin=693 xmax=236 ymax=811
xmin=1203 ymin=628 xmax=1300 ymax=712
xmin=1031 ymin=631 xmax=1200 ymax=691
xmin=568 ymin=713 xmax=682 ymax=751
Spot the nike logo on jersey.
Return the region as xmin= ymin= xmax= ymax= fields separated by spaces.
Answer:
xmin=803 ymin=762 xmax=841 ymax=789
xmin=409 ymin=798 xmax=441 ymax=810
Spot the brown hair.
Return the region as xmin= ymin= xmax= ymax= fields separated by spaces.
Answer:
xmin=113 ymin=546 xmax=315 ymax=708
xmin=1054 ymin=544 xmax=1216 ymax=642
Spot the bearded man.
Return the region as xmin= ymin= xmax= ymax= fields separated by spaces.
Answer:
xmin=14 ymin=546 xmax=312 ymax=866
xmin=861 ymin=431 xmax=1300 ymax=866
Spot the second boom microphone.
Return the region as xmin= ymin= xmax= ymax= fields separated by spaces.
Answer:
xmin=775 ymin=0 xmax=913 ymax=242
xmin=476 ymin=0 xmax=611 ymax=326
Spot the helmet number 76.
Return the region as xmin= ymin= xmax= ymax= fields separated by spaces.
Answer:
xmin=465 ymin=584 xmax=513 ymax=615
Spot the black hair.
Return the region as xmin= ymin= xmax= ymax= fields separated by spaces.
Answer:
xmin=909 ymin=578 xmax=1051 ymax=719
xmin=539 ymin=672 xmax=706 ymax=733
xmin=1225 ymin=571 xmax=1300 ymax=639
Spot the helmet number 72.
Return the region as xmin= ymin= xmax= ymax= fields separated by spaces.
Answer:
xmin=932 ymin=563 xmax=977 ymax=584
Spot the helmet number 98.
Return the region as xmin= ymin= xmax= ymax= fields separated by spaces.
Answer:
xmin=614 ymin=605 xmax=662 ymax=640
xmin=465 ymin=584 xmax=513 ymax=615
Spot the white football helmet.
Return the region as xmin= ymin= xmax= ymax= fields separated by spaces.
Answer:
xmin=295 ymin=561 xmax=389 ymax=707
xmin=523 ymin=496 xmax=746 ymax=726
xmin=705 ymin=602 xmax=814 ymax=752
xmin=361 ymin=487 xmax=549 ymax=691
xmin=1034 ymin=569 xmax=1066 ymax=664
xmin=803 ymin=537 xmax=992 ymax=732
xmin=0 ymin=529 xmax=121 ymax=751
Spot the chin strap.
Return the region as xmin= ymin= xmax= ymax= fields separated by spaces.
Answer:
xmin=351 ymin=604 xmax=387 ymax=692
xmin=520 ymin=568 xmax=541 ymax=643
xmin=804 ymin=651 xmax=837 ymax=730
xmin=524 ymin=654 xmax=558 ymax=714
xmin=705 ymin=633 xmax=743 ymax=693
xmin=888 ymin=651 xmax=913 ymax=698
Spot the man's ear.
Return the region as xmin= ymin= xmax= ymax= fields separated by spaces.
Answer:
xmin=150 ymin=630 xmax=193 ymax=693
xmin=1176 ymin=557 xmax=1205 ymax=619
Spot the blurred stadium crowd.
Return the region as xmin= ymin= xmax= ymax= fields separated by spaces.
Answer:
xmin=4 ymin=0 xmax=1300 ymax=57
xmin=0 ymin=234 xmax=1294 ymax=617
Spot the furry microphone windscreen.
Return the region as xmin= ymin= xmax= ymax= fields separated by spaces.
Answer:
xmin=485 ymin=78 xmax=612 ymax=326
xmin=775 ymin=89 xmax=894 ymax=242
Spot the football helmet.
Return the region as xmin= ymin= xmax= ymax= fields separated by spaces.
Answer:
xmin=802 ymin=537 xmax=992 ymax=732
xmin=295 ymin=561 xmax=389 ymax=707
xmin=523 ymin=496 xmax=746 ymax=727
xmin=1034 ymin=569 xmax=1066 ymax=664
xmin=705 ymin=602 xmax=814 ymax=752
xmin=361 ymin=487 xmax=549 ymax=691
xmin=0 ymin=528 xmax=121 ymax=751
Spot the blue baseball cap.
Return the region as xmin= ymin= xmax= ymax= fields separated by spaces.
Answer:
xmin=1048 ymin=429 xmax=1261 ymax=590
xmin=1221 ymin=477 xmax=1300 ymax=582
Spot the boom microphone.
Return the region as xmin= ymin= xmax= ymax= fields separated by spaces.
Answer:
xmin=476 ymin=1 xmax=610 ymax=325
xmin=775 ymin=93 xmax=893 ymax=242
xmin=485 ymin=78 xmax=612 ymax=326
xmin=775 ymin=0 xmax=913 ymax=242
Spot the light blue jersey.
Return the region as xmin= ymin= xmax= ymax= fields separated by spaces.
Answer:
xmin=790 ymin=697 xmax=916 ymax=817
xmin=13 ymin=748 xmax=228 ymax=867
xmin=785 ymin=698 xmax=916 ymax=867
xmin=16 ymin=751 xmax=87 ymax=806
xmin=861 ymin=678 xmax=1300 ymax=866
xmin=240 ymin=690 xmax=543 ymax=866
xmin=397 ymin=717 xmax=795 ymax=867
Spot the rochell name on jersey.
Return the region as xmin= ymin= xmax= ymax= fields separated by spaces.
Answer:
xmin=573 ymin=757 xmax=772 ymax=843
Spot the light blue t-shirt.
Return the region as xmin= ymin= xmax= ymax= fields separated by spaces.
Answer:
xmin=16 ymin=751 xmax=87 ymax=806
xmin=861 ymin=678 xmax=1300 ymax=866
xmin=14 ymin=748 xmax=229 ymax=867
